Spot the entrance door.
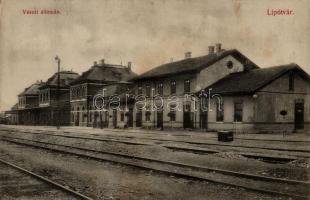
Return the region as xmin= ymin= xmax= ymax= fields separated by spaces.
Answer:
xmin=183 ymin=104 xmax=193 ymax=129
xmin=157 ymin=111 xmax=163 ymax=128
xmin=93 ymin=112 xmax=98 ymax=127
xmin=295 ymin=102 xmax=304 ymax=129
xmin=136 ymin=111 xmax=142 ymax=127
xmin=200 ymin=111 xmax=208 ymax=129
xmin=113 ymin=110 xmax=117 ymax=128
xmin=75 ymin=108 xmax=80 ymax=126
xmin=127 ymin=108 xmax=133 ymax=127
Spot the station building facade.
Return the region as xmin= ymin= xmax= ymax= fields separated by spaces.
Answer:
xmin=97 ymin=44 xmax=310 ymax=132
xmin=37 ymin=71 xmax=79 ymax=126
xmin=6 ymin=71 xmax=79 ymax=126
xmin=5 ymin=44 xmax=310 ymax=132
xmin=69 ymin=59 xmax=137 ymax=127
xmin=15 ymin=81 xmax=45 ymax=125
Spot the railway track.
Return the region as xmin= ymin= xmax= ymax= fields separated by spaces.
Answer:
xmin=0 ymin=156 xmax=93 ymax=200
xmin=0 ymin=135 xmax=309 ymax=199
xmin=26 ymin=129 xmax=310 ymax=154
xmin=3 ymin=127 xmax=310 ymax=143
xmin=2 ymin=129 xmax=309 ymax=161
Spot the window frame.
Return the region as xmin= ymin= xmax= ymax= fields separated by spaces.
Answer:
xmin=170 ymin=80 xmax=176 ymax=94
xmin=169 ymin=105 xmax=176 ymax=121
xmin=184 ymin=79 xmax=191 ymax=93
xmin=157 ymin=82 xmax=163 ymax=95
xmin=234 ymin=102 xmax=243 ymax=122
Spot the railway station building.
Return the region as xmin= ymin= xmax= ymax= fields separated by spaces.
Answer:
xmin=5 ymin=44 xmax=310 ymax=133
xmin=103 ymin=44 xmax=310 ymax=132
xmin=37 ymin=70 xmax=79 ymax=126
xmin=7 ymin=71 xmax=79 ymax=126
xmin=15 ymin=80 xmax=45 ymax=125
xmin=69 ymin=59 xmax=137 ymax=127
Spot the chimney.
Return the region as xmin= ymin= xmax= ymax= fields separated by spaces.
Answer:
xmin=185 ymin=52 xmax=191 ymax=59
xmin=100 ymin=59 xmax=105 ymax=65
xmin=127 ymin=61 xmax=132 ymax=70
xmin=215 ymin=43 xmax=222 ymax=53
xmin=208 ymin=46 xmax=215 ymax=55
xmin=93 ymin=61 xmax=98 ymax=66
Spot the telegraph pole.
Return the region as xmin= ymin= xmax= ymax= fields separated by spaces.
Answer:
xmin=55 ymin=55 xmax=60 ymax=129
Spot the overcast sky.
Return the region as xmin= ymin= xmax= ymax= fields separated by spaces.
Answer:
xmin=0 ymin=0 xmax=309 ymax=111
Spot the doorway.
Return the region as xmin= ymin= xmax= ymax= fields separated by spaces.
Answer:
xmin=127 ymin=108 xmax=133 ymax=127
xmin=295 ymin=101 xmax=304 ymax=130
xmin=183 ymin=104 xmax=193 ymax=129
xmin=200 ymin=111 xmax=208 ymax=129
xmin=75 ymin=107 xmax=80 ymax=126
xmin=113 ymin=110 xmax=117 ymax=128
xmin=136 ymin=111 xmax=142 ymax=127
xmin=157 ymin=111 xmax=163 ymax=128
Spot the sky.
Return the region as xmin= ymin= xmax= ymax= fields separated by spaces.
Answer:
xmin=0 ymin=0 xmax=309 ymax=111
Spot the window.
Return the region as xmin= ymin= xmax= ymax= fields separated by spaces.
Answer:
xmin=77 ymin=87 xmax=81 ymax=97
xmin=146 ymin=84 xmax=151 ymax=97
xmin=184 ymin=79 xmax=190 ymax=93
xmin=226 ymin=61 xmax=233 ymax=69
xmin=171 ymin=81 xmax=176 ymax=94
xmin=157 ymin=83 xmax=163 ymax=95
xmin=216 ymin=100 xmax=224 ymax=122
xmin=138 ymin=83 xmax=142 ymax=95
xmin=169 ymin=105 xmax=176 ymax=121
xmin=120 ymin=111 xmax=125 ymax=122
xmin=289 ymin=72 xmax=294 ymax=91
xmin=184 ymin=103 xmax=191 ymax=112
xmin=234 ymin=102 xmax=243 ymax=122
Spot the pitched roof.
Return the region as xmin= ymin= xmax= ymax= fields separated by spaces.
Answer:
xmin=70 ymin=63 xmax=137 ymax=85
xmin=204 ymin=63 xmax=310 ymax=95
xmin=19 ymin=81 xmax=45 ymax=96
xmin=133 ymin=49 xmax=258 ymax=81
xmin=39 ymin=71 xmax=79 ymax=89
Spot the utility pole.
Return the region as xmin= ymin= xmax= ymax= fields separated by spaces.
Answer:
xmin=55 ymin=55 xmax=61 ymax=130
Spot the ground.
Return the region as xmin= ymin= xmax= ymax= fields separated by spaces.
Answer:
xmin=0 ymin=125 xmax=309 ymax=200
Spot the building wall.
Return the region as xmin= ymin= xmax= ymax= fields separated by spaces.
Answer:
xmin=253 ymin=72 xmax=310 ymax=131
xmin=204 ymin=72 xmax=310 ymax=132
xmin=196 ymin=55 xmax=244 ymax=91
xmin=204 ymin=95 xmax=255 ymax=132
xmin=70 ymin=83 xmax=105 ymax=126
